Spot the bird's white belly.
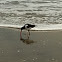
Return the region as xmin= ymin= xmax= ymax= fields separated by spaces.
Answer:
xmin=25 ymin=27 xmax=31 ymax=30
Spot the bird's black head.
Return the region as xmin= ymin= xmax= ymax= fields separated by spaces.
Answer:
xmin=21 ymin=26 xmax=25 ymax=31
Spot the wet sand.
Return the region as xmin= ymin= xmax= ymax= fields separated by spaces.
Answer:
xmin=0 ymin=28 xmax=62 ymax=62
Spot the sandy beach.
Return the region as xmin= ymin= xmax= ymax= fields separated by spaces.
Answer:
xmin=0 ymin=28 xmax=62 ymax=62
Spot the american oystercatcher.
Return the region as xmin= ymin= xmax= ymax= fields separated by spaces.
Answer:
xmin=20 ymin=24 xmax=35 ymax=40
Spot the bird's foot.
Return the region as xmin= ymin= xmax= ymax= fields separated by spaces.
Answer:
xmin=29 ymin=33 xmax=30 ymax=35
xmin=20 ymin=37 xmax=23 ymax=40
xmin=27 ymin=36 xmax=29 ymax=39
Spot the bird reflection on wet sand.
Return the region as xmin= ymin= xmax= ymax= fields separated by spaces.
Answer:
xmin=20 ymin=38 xmax=34 ymax=44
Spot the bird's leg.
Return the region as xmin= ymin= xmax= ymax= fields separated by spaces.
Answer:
xmin=20 ymin=31 xmax=22 ymax=40
xmin=28 ymin=30 xmax=30 ymax=35
xmin=27 ymin=30 xmax=30 ymax=39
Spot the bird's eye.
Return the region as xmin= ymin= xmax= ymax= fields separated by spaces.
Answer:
xmin=25 ymin=25 xmax=28 ymax=28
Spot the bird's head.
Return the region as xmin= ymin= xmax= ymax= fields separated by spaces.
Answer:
xmin=21 ymin=26 xmax=25 ymax=31
xmin=20 ymin=26 xmax=25 ymax=34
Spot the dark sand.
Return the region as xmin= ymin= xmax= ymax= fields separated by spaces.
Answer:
xmin=0 ymin=28 xmax=62 ymax=62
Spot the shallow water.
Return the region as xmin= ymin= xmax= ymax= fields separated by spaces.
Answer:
xmin=0 ymin=28 xmax=62 ymax=62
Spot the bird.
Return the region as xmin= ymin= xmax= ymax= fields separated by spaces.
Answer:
xmin=20 ymin=24 xmax=35 ymax=40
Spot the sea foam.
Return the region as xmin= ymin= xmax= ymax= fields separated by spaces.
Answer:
xmin=0 ymin=24 xmax=62 ymax=31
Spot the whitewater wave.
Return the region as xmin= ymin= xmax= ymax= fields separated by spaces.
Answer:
xmin=0 ymin=24 xmax=62 ymax=31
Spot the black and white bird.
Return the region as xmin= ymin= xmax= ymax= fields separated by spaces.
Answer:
xmin=20 ymin=24 xmax=35 ymax=39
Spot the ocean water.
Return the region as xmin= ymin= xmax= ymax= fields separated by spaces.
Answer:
xmin=0 ymin=0 xmax=62 ymax=30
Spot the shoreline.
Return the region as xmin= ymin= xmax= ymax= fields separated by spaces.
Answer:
xmin=1 ymin=26 xmax=62 ymax=32
xmin=1 ymin=27 xmax=62 ymax=33
xmin=0 ymin=24 xmax=62 ymax=31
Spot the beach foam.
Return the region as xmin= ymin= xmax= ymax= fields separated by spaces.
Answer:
xmin=0 ymin=24 xmax=62 ymax=31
